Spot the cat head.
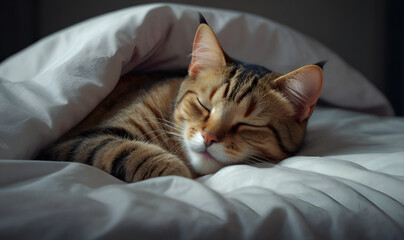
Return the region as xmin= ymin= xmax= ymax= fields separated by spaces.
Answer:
xmin=173 ymin=17 xmax=324 ymax=175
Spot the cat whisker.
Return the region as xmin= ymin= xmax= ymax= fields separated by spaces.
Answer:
xmin=168 ymin=141 xmax=186 ymax=156
xmin=256 ymin=92 xmax=270 ymax=104
xmin=139 ymin=117 xmax=185 ymax=132
xmin=143 ymin=129 xmax=182 ymax=144
xmin=138 ymin=94 xmax=170 ymax=123
xmin=158 ymin=120 xmax=185 ymax=132
xmin=154 ymin=117 xmax=183 ymax=128
xmin=241 ymin=157 xmax=260 ymax=165
xmin=137 ymin=119 xmax=185 ymax=134
xmin=244 ymin=154 xmax=277 ymax=166
xmin=143 ymin=95 xmax=168 ymax=120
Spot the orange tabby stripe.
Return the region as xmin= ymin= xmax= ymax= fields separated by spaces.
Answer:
xmin=267 ymin=124 xmax=296 ymax=155
xmin=244 ymin=100 xmax=256 ymax=118
xmin=236 ymin=76 xmax=258 ymax=104
xmin=209 ymin=86 xmax=219 ymax=101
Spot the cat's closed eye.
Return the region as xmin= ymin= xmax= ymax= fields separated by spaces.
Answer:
xmin=197 ymin=98 xmax=210 ymax=112
xmin=238 ymin=127 xmax=271 ymax=142
xmin=231 ymin=123 xmax=256 ymax=133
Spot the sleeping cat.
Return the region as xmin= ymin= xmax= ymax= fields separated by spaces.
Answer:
xmin=39 ymin=15 xmax=324 ymax=182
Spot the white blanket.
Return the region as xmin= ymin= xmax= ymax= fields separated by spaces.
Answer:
xmin=0 ymin=3 xmax=403 ymax=239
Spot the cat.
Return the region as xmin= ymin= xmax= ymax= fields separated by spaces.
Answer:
xmin=38 ymin=14 xmax=324 ymax=182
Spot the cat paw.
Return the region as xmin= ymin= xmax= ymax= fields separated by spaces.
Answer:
xmin=130 ymin=152 xmax=192 ymax=182
xmin=157 ymin=158 xmax=193 ymax=179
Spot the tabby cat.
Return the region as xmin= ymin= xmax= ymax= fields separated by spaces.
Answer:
xmin=39 ymin=15 xmax=324 ymax=182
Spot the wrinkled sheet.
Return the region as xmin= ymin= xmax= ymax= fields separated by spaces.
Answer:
xmin=0 ymin=3 xmax=403 ymax=240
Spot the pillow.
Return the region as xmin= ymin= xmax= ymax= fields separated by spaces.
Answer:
xmin=0 ymin=3 xmax=393 ymax=160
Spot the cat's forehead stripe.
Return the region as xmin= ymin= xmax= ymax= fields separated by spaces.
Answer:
xmin=234 ymin=60 xmax=273 ymax=78
xmin=227 ymin=66 xmax=238 ymax=80
xmin=227 ymin=76 xmax=241 ymax=101
xmin=222 ymin=81 xmax=230 ymax=98
xmin=244 ymin=100 xmax=256 ymax=118
xmin=209 ymin=86 xmax=219 ymax=101
xmin=224 ymin=66 xmax=261 ymax=103
xmin=236 ymin=76 xmax=259 ymax=104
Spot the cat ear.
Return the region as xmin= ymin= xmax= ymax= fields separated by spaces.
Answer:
xmin=275 ymin=64 xmax=324 ymax=122
xmin=188 ymin=23 xmax=226 ymax=78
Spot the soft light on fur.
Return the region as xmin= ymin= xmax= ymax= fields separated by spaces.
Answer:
xmin=38 ymin=19 xmax=324 ymax=182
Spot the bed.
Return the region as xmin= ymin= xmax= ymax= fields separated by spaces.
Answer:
xmin=1 ymin=3 xmax=403 ymax=239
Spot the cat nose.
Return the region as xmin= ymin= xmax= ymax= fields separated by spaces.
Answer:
xmin=202 ymin=131 xmax=219 ymax=147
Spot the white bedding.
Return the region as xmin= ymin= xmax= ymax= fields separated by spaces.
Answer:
xmin=0 ymin=3 xmax=403 ymax=239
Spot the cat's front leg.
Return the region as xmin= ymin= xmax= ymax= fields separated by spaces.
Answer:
xmin=91 ymin=140 xmax=193 ymax=182
xmin=45 ymin=133 xmax=192 ymax=182
xmin=118 ymin=141 xmax=193 ymax=182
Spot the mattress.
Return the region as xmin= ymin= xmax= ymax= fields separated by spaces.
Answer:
xmin=0 ymin=3 xmax=403 ymax=239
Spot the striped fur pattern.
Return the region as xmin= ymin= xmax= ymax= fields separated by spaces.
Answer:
xmin=173 ymin=65 xmax=310 ymax=175
xmin=39 ymin=19 xmax=323 ymax=182
xmin=41 ymin=75 xmax=193 ymax=181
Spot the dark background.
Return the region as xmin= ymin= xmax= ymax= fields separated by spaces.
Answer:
xmin=1 ymin=0 xmax=403 ymax=115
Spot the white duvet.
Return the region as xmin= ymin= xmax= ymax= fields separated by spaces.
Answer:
xmin=0 ymin=3 xmax=403 ymax=240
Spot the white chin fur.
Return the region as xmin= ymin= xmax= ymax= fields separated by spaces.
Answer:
xmin=184 ymin=132 xmax=224 ymax=175
xmin=187 ymin=150 xmax=223 ymax=174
